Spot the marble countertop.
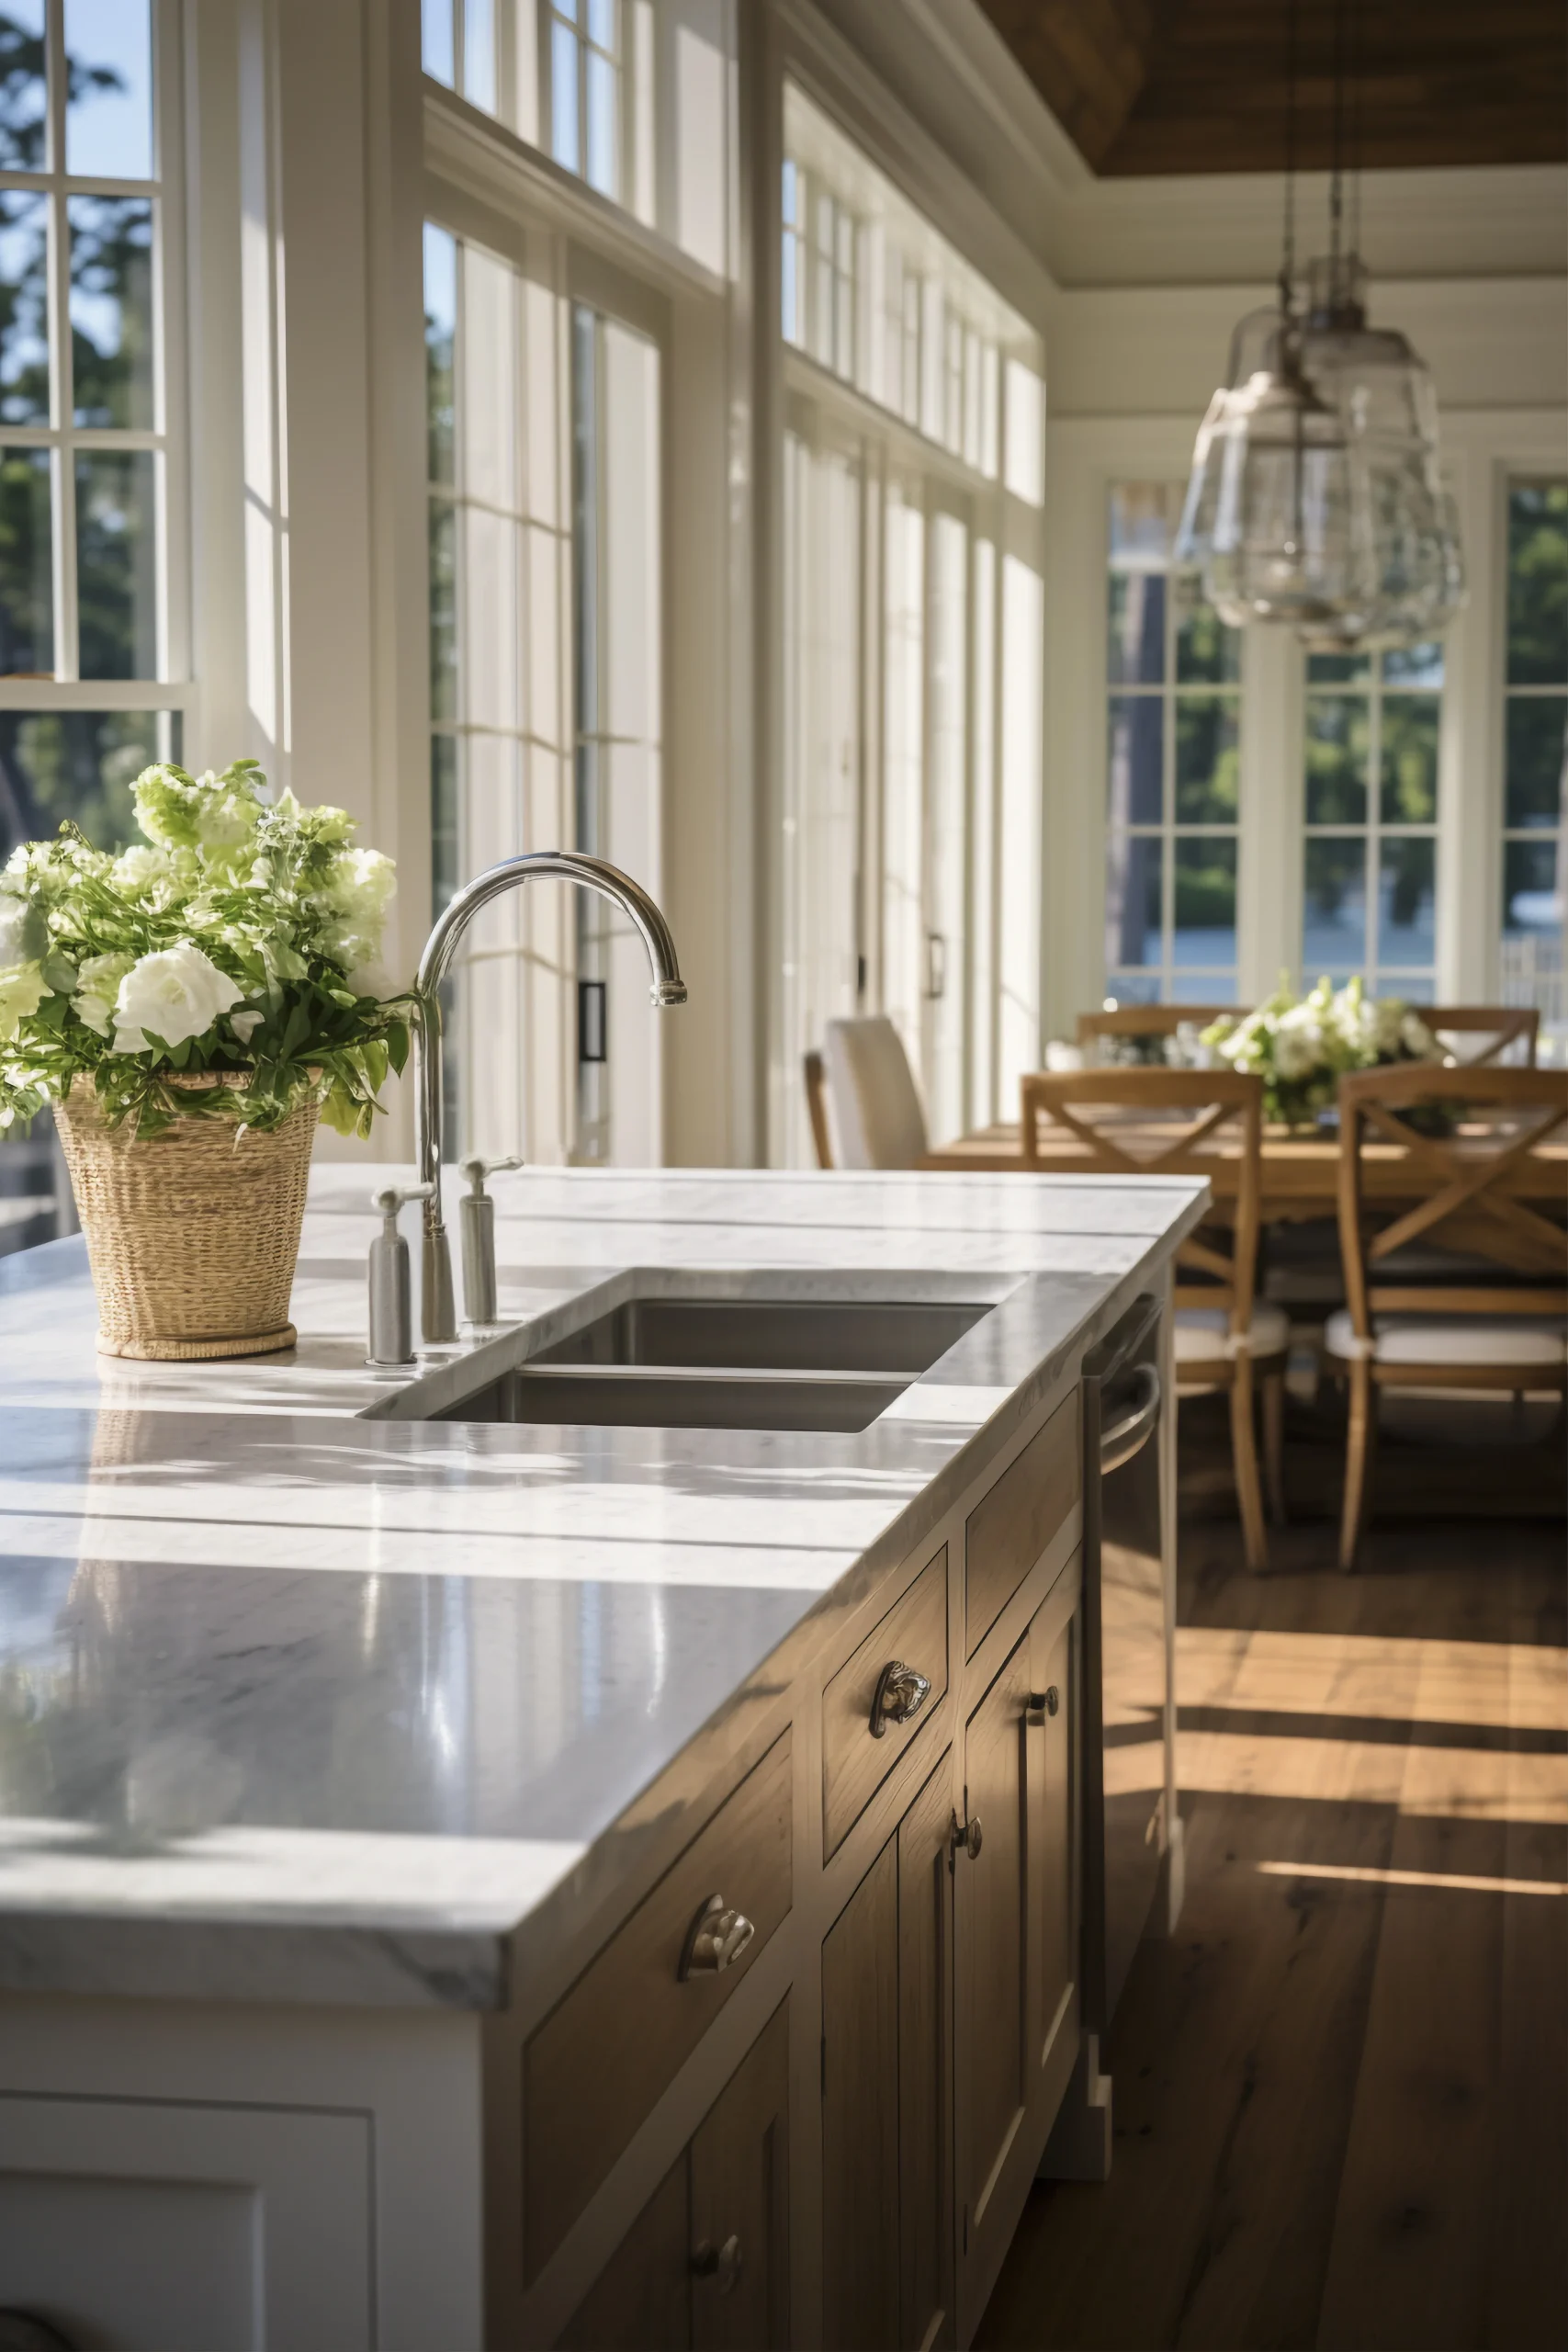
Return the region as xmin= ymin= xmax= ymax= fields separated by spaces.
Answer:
xmin=0 ymin=1165 xmax=1206 ymax=2008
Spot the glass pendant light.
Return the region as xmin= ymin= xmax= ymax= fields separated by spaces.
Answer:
xmin=1176 ymin=0 xmax=1370 ymax=628
xmin=1294 ymin=255 xmax=1465 ymax=651
xmin=1177 ymin=0 xmax=1464 ymax=650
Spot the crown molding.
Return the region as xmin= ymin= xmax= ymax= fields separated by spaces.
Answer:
xmin=798 ymin=2 xmax=1566 ymax=291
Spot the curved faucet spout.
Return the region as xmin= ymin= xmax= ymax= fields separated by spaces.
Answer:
xmin=412 ymin=851 xmax=686 ymax=1341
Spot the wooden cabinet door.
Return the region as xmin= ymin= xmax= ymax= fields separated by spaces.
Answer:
xmin=1029 ymin=1559 xmax=1081 ymax=2128
xmin=689 ymin=2001 xmax=791 ymax=2352
xmin=897 ymin=1753 xmax=956 ymax=2352
xmin=954 ymin=1553 xmax=1083 ymax=2339
xmin=821 ymin=1750 xmax=955 ymax=2352
xmin=822 ymin=1839 xmax=900 ymax=2346
xmin=559 ymin=2164 xmax=691 ymax=2352
xmin=953 ymin=1629 xmax=1032 ymax=2324
xmin=559 ymin=2003 xmax=789 ymax=2352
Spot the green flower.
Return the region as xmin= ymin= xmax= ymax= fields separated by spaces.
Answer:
xmin=0 ymin=963 xmax=49 ymax=1045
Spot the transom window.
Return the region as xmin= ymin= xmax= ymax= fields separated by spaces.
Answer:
xmin=0 ymin=0 xmax=182 ymax=864
xmin=1103 ymin=482 xmax=1241 ymax=1006
xmin=782 ymin=88 xmax=1003 ymax=478
xmin=1301 ymin=639 xmax=1441 ymax=999
xmin=1499 ymin=479 xmax=1566 ymax=1052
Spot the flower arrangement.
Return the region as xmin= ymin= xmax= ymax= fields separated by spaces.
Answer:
xmin=0 ymin=759 xmax=412 ymax=1142
xmin=1201 ymin=976 xmax=1439 ymax=1128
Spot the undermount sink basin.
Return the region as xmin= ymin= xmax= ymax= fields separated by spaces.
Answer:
xmin=531 ymin=1296 xmax=987 ymax=1376
xmin=417 ymin=1284 xmax=994 ymax=1434
xmin=435 ymin=1365 xmax=907 ymax=1432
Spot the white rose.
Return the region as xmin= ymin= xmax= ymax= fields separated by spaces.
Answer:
xmin=112 ymin=944 xmax=244 ymax=1054
xmin=1273 ymin=1023 xmax=1318 ymax=1082
xmin=0 ymin=890 xmax=46 ymax=968
xmin=111 ymin=843 xmax=175 ymax=898
xmin=73 ymin=951 xmax=135 ymax=1038
xmin=0 ymin=961 xmax=48 ymax=1044
xmin=1400 ymin=1010 xmax=1437 ymax=1058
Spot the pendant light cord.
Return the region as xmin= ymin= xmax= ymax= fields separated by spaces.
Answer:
xmin=1279 ymin=0 xmax=1299 ymax=315
xmin=1329 ymin=0 xmax=1346 ymax=276
xmin=1349 ymin=0 xmax=1363 ymax=264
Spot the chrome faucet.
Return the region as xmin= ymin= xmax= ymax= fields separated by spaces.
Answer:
xmin=411 ymin=851 xmax=687 ymax=1344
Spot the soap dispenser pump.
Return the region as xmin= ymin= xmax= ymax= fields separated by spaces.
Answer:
xmin=367 ymin=1182 xmax=434 ymax=1367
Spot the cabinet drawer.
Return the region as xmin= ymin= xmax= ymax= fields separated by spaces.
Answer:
xmin=822 ymin=1547 xmax=948 ymax=1857
xmin=524 ymin=1732 xmax=793 ymax=2284
xmin=964 ymin=1388 xmax=1080 ymax=1657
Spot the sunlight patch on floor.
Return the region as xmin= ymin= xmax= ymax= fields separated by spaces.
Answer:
xmin=1254 ymin=1859 xmax=1567 ymax=1896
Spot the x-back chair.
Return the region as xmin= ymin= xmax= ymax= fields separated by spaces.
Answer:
xmin=1075 ymin=1003 xmax=1238 ymax=1061
xmin=1424 ymin=1005 xmax=1540 ymax=1067
xmin=1326 ymin=1065 xmax=1568 ymax=1568
xmin=1021 ymin=1067 xmax=1287 ymax=1570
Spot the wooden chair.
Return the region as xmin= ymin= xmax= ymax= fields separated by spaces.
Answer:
xmin=804 ymin=1049 xmax=833 ymax=1170
xmin=1425 ymin=1004 xmax=1540 ymax=1067
xmin=1326 ymin=1065 xmax=1568 ymax=1569
xmin=1076 ymin=1004 xmax=1238 ymax=1061
xmin=1021 ymin=1069 xmax=1288 ymax=1569
xmin=820 ymin=1016 xmax=930 ymax=1170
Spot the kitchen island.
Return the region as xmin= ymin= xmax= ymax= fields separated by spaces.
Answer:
xmin=0 ymin=1165 xmax=1205 ymax=2351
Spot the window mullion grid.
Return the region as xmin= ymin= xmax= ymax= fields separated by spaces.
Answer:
xmin=1365 ymin=672 xmax=1382 ymax=977
xmin=41 ymin=0 xmax=78 ymax=683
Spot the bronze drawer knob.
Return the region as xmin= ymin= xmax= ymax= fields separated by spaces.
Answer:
xmin=678 ymin=1894 xmax=756 ymax=1981
xmin=869 ymin=1658 xmax=932 ymax=1739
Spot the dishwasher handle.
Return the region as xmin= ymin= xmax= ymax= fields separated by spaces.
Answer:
xmin=1100 ymin=1363 xmax=1161 ymax=1475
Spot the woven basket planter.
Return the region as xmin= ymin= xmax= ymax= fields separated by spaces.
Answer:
xmin=54 ymin=1075 xmax=319 ymax=1361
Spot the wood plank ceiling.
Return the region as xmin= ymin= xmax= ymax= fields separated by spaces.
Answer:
xmin=975 ymin=0 xmax=1568 ymax=175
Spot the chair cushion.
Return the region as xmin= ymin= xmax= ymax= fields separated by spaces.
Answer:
xmin=1174 ymin=1302 xmax=1291 ymax=1363
xmin=1324 ymin=1307 xmax=1568 ymax=1367
xmin=822 ymin=1015 xmax=930 ymax=1170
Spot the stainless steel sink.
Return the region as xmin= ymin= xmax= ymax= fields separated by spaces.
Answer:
xmin=530 ymin=1296 xmax=986 ymax=1376
xmin=400 ymin=1281 xmax=998 ymax=1434
xmin=434 ymin=1363 xmax=906 ymax=1432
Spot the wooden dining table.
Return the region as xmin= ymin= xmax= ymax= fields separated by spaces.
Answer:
xmin=919 ymin=1119 xmax=1568 ymax=1225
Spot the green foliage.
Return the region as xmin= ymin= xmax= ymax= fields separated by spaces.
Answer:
xmin=1506 ymin=481 xmax=1568 ymax=687
xmin=0 ymin=759 xmax=413 ymax=1142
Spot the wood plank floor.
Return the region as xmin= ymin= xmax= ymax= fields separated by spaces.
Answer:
xmin=978 ymin=1427 xmax=1568 ymax=2352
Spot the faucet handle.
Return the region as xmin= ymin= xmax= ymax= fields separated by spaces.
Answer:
xmin=459 ymin=1154 xmax=522 ymax=1197
xmin=372 ymin=1181 xmax=435 ymax=1223
xmin=457 ymin=1159 xmax=518 ymax=1328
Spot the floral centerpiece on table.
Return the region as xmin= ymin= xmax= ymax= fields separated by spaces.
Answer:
xmin=0 ymin=758 xmax=412 ymax=1142
xmin=1201 ymin=976 xmax=1439 ymax=1129
xmin=0 ymin=760 xmax=414 ymax=1362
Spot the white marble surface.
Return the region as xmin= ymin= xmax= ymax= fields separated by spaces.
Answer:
xmin=0 ymin=1164 xmax=1206 ymax=2007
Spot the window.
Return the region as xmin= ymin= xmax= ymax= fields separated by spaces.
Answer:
xmin=772 ymin=84 xmax=1044 ymax=1164
xmin=548 ymin=0 xmax=621 ymax=202
xmin=423 ymin=218 xmax=661 ymax=1167
xmin=781 ymin=90 xmax=1005 ymax=478
xmin=1499 ymin=478 xmax=1566 ymax=1053
xmin=1301 ymin=639 xmax=1441 ymax=999
xmin=1104 ymin=483 xmax=1241 ymax=1006
xmin=423 ymin=1 xmax=669 ymax=245
xmin=0 ymin=0 xmax=183 ymax=865
xmin=423 ymin=0 xmax=506 ymax=119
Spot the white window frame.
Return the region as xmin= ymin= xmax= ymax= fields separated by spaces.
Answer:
xmin=1496 ymin=469 xmax=1566 ymax=1046
xmin=770 ymin=77 xmax=1044 ymax=1159
xmin=1300 ymin=647 xmax=1443 ymax=996
xmin=1104 ymin=481 xmax=1244 ymax=1006
xmin=0 ymin=0 xmax=190 ymax=734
